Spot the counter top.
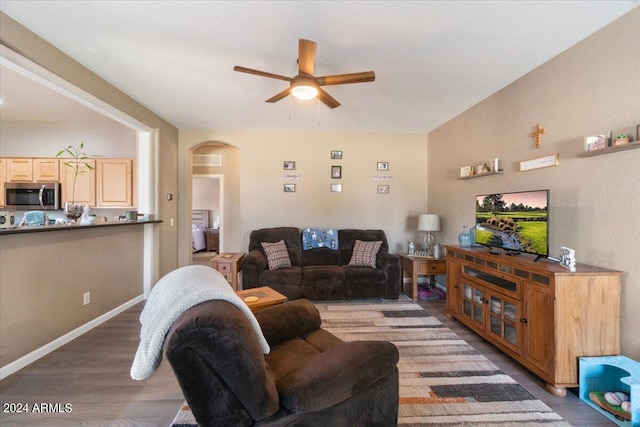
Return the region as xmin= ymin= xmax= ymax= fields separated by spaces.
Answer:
xmin=0 ymin=219 xmax=162 ymax=236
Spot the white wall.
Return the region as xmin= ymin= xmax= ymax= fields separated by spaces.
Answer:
xmin=428 ymin=8 xmax=640 ymax=358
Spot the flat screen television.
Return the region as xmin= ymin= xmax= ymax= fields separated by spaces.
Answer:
xmin=474 ymin=189 xmax=549 ymax=261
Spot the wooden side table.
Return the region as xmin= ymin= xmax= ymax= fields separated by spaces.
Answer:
xmin=211 ymin=252 xmax=245 ymax=290
xmin=399 ymin=254 xmax=447 ymax=301
xmin=236 ymin=286 xmax=288 ymax=312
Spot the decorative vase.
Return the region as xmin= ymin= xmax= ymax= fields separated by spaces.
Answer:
xmin=458 ymin=226 xmax=472 ymax=247
xmin=64 ymin=202 xmax=83 ymax=220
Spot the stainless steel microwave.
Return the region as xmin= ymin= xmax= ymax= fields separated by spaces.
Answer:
xmin=4 ymin=182 xmax=61 ymax=210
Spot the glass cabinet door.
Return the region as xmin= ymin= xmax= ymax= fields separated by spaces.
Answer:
xmin=488 ymin=293 xmax=520 ymax=354
xmin=462 ymin=281 xmax=486 ymax=329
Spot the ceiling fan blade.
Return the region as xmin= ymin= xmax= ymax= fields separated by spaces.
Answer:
xmin=298 ymin=39 xmax=317 ymax=76
xmin=317 ymin=88 xmax=341 ymax=109
xmin=316 ymin=71 xmax=375 ymax=86
xmin=265 ymin=88 xmax=291 ymax=103
xmin=233 ymin=66 xmax=292 ymax=82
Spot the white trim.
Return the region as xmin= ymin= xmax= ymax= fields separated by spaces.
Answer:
xmin=0 ymin=295 xmax=144 ymax=381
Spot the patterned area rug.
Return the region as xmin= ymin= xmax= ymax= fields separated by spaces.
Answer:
xmin=171 ymin=300 xmax=570 ymax=426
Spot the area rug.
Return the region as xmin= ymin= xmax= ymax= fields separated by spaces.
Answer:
xmin=171 ymin=300 xmax=570 ymax=426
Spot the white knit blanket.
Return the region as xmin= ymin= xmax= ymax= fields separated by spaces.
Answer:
xmin=130 ymin=265 xmax=270 ymax=380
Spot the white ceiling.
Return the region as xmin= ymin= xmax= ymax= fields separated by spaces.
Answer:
xmin=1 ymin=1 xmax=638 ymax=134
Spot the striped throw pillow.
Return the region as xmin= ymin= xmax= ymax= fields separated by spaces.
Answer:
xmin=261 ymin=240 xmax=292 ymax=270
xmin=348 ymin=240 xmax=382 ymax=267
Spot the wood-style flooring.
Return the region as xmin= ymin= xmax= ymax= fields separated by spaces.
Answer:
xmin=0 ymin=298 xmax=615 ymax=426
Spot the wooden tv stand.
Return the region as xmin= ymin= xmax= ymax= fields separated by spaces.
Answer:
xmin=445 ymin=246 xmax=622 ymax=397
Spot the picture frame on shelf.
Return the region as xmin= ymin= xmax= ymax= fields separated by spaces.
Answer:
xmin=584 ymin=134 xmax=608 ymax=152
xmin=559 ymin=246 xmax=576 ymax=272
xmin=460 ymin=166 xmax=472 ymax=177
xmin=637 ymin=125 xmax=640 ymax=142
xmin=377 ymin=162 xmax=389 ymax=171
xmin=331 ymin=166 xmax=342 ymax=179
xmin=330 ymin=183 xmax=342 ymax=193
xmin=331 ymin=150 xmax=343 ymax=160
xmin=283 ymin=161 xmax=295 ymax=170
xmin=377 ymin=185 xmax=389 ymax=194
xmin=283 ymin=183 xmax=296 ymax=193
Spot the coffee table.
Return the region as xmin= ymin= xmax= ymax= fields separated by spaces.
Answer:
xmin=236 ymin=286 xmax=288 ymax=312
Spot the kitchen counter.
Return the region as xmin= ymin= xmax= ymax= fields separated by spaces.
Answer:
xmin=0 ymin=219 xmax=162 ymax=235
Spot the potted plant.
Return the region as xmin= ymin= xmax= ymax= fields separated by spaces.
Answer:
xmin=56 ymin=141 xmax=94 ymax=219
xmin=615 ymin=134 xmax=630 ymax=146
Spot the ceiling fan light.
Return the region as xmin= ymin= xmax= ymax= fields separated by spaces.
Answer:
xmin=291 ymin=78 xmax=318 ymax=100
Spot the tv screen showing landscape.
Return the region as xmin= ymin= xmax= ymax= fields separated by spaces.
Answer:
xmin=475 ymin=190 xmax=549 ymax=257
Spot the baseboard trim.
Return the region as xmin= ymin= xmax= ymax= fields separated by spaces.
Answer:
xmin=0 ymin=295 xmax=145 ymax=380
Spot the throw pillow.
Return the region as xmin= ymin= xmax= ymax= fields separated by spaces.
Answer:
xmin=261 ymin=240 xmax=292 ymax=270
xmin=348 ymin=240 xmax=382 ymax=268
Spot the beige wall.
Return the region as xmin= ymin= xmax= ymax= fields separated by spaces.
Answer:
xmin=428 ymin=8 xmax=640 ymax=358
xmin=0 ymin=226 xmax=145 ymax=366
xmin=179 ymin=130 xmax=429 ymax=266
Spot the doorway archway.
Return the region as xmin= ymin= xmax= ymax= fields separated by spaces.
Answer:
xmin=188 ymin=142 xmax=240 ymax=264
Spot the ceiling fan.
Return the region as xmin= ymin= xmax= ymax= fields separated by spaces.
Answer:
xmin=234 ymin=39 xmax=375 ymax=109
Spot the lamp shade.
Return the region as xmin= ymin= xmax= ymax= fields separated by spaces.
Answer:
xmin=417 ymin=214 xmax=440 ymax=232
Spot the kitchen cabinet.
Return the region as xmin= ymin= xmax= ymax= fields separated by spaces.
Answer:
xmin=6 ymin=158 xmax=33 ymax=181
xmin=446 ymin=245 xmax=622 ymax=397
xmin=33 ymin=158 xmax=60 ymax=182
xmin=4 ymin=158 xmax=59 ymax=182
xmin=60 ymin=159 xmax=96 ymax=206
xmin=96 ymin=158 xmax=135 ymax=207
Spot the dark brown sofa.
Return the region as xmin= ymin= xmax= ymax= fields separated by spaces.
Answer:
xmin=242 ymin=227 xmax=401 ymax=300
xmin=164 ymin=299 xmax=400 ymax=426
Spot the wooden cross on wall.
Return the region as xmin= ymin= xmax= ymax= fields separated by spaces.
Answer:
xmin=531 ymin=124 xmax=545 ymax=149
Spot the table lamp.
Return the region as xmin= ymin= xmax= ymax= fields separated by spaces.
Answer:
xmin=418 ymin=214 xmax=440 ymax=255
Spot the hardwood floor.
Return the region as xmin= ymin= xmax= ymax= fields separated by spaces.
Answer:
xmin=0 ymin=299 xmax=615 ymax=426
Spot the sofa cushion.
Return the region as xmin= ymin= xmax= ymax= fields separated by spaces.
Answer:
xmin=348 ymin=240 xmax=382 ymax=267
xmin=338 ymin=229 xmax=389 ymax=266
xmin=344 ymin=266 xmax=388 ymax=299
xmin=301 ymin=266 xmax=346 ymax=300
xmin=250 ymin=227 xmax=302 ymax=266
xmin=262 ymin=240 xmax=292 ymax=270
xmin=301 ymin=247 xmax=340 ymax=266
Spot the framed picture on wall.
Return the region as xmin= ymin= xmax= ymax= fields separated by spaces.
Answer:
xmin=377 ymin=185 xmax=389 ymax=194
xmin=331 ymin=166 xmax=342 ymax=179
xmin=283 ymin=161 xmax=295 ymax=170
xmin=331 ymin=150 xmax=343 ymax=160
xmin=377 ymin=162 xmax=389 ymax=171
xmin=330 ymin=183 xmax=342 ymax=192
xmin=284 ymin=184 xmax=296 ymax=193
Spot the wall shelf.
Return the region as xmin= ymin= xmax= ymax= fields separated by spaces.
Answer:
xmin=577 ymin=141 xmax=640 ymax=158
xmin=457 ymin=171 xmax=503 ymax=180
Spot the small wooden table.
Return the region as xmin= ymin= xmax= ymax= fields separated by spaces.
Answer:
xmin=236 ymin=286 xmax=288 ymax=312
xmin=399 ymin=254 xmax=447 ymax=301
xmin=211 ymin=252 xmax=245 ymax=290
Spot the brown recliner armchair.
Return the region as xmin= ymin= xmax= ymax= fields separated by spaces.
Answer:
xmin=164 ymin=299 xmax=400 ymax=426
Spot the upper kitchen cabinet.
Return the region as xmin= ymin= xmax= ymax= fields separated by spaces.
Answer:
xmin=96 ymin=158 xmax=135 ymax=207
xmin=5 ymin=158 xmax=59 ymax=182
xmin=33 ymin=158 xmax=60 ymax=182
xmin=6 ymin=158 xmax=32 ymax=181
xmin=60 ymin=159 xmax=96 ymax=206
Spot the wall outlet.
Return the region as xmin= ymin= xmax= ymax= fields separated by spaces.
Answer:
xmin=83 ymin=292 xmax=91 ymax=306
